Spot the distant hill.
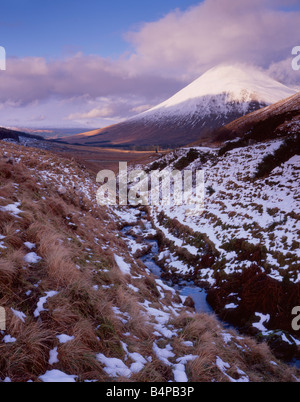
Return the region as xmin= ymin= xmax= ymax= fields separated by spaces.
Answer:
xmin=0 ymin=127 xmax=45 ymax=143
xmin=0 ymin=127 xmax=21 ymax=142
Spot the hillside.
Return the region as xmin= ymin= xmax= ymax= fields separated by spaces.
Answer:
xmin=0 ymin=141 xmax=298 ymax=382
xmin=0 ymin=128 xmax=20 ymax=142
xmin=138 ymin=135 xmax=300 ymax=361
xmin=61 ymin=65 xmax=296 ymax=149
xmin=211 ymin=92 xmax=300 ymax=146
xmin=0 ymin=126 xmax=49 ymax=148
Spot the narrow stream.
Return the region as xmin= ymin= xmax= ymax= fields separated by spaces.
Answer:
xmin=122 ymin=226 xmax=213 ymax=315
xmin=122 ymin=220 xmax=300 ymax=369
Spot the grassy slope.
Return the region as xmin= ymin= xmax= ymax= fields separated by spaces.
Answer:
xmin=0 ymin=141 xmax=298 ymax=382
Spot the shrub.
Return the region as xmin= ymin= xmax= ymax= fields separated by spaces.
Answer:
xmin=255 ymin=133 xmax=300 ymax=179
xmin=173 ymin=148 xmax=200 ymax=170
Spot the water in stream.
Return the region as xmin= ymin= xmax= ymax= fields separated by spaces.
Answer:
xmin=122 ymin=222 xmax=300 ymax=368
xmin=123 ymin=226 xmax=213 ymax=315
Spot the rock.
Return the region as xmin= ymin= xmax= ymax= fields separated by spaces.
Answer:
xmin=184 ymin=296 xmax=195 ymax=309
xmin=5 ymin=158 xmax=14 ymax=165
xmin=264 ymin=331 xmax=298 ymax=361
xmin=172 ymin=294 xmax=182 ymax=305
xmin=57 ymin=185 xmax=67 ymax=195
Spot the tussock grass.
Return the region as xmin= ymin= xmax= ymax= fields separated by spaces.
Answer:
xmin=0 ymin=313 xmax=54 ymax=382
xmin=172 ymin=312 xmax=298 ymax=382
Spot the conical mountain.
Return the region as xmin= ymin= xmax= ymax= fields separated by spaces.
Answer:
xmin=63 ymin=64 xmax=296 ymax=148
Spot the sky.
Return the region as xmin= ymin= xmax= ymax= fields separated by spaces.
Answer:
xmin=0 ymin=0 xmax=202 ymax=59
xmin=0 ymin=0 xmax=299 ymax=131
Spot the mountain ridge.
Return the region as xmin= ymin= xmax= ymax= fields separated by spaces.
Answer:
xmin=208 ymin=91 xmax=300 ymax=147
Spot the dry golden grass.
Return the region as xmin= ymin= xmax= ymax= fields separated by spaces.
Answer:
xmin=0 ymin=311 xmax=54 ymax=382
xmin=0 ymin=259 xmax=17 ymax=282
xmin=172 ymin=313 xmax=299 ymax=382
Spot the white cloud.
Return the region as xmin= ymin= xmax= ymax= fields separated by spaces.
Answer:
xmin=68 ymin=107 xmax=115 ymax=120
xmin=0 ymin=0 xmax=299 ymax=127
xmin=125 ymin=0 xmax=300 ymax=80
xmin=267 ymin=58 xmax=300 ymax=89
xmin=130 ymin=104 xmax=153 ymax=114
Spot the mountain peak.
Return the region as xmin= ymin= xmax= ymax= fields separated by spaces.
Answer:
xmin=62 ymin=64 xmax=297 ymax=149
xmin=140 ymin=64 xmax=296 ymax=117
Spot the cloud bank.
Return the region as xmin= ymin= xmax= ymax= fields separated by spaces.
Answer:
xmin=126 ymin=0 xmax=300 ymax=80
xmin=0 ymin=0 xmax=299 ymax=127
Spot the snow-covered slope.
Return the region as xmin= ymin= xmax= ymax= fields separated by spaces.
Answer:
xmin=139 ymin=65 xmax=296 ymax=119
xmin=63 ymin=65 xmax=297 ymax=148
xmin=224 ymin=91 xmax=300 ymax=135
xmin=194 ymin=91 xmax=300 ymax=146
xmin=140 ymin=135 xmax=300 ymax=357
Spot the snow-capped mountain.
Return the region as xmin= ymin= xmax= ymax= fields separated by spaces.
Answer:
xmin=63 ymin=65 xmax=297 ymax=148
xmin=138 ymin=65 xmax=296 ymax=120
